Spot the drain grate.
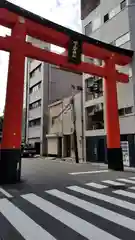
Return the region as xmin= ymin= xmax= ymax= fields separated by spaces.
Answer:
xmin=108 ymin=185 xmax=128 ymax=190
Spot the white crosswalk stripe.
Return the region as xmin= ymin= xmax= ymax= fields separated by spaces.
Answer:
xmin=69 ymin=170 xmax=109 ymax=175
xmin=0 ymin=188 xmax=13 ymax=198
xmin=130 ymin=177 xmax=135 ymax=180
xmin=116 ymin=178 xmax=135 ymax=184
xmin=46 ymin=189 xmax=135 ymax=232
xmin=86 ymin=182 xmax=108 ymax=189
xmin=1 ymin=179 xmax=135 ymax=239
xmin=0 ymin=198 xmax=56 ymax=240
xmin=67 ymin=185 xmax=135 ymax=212
xmin=113 ymin=189 xmax=135 ymax=199
xmin=102 ymin=180 xmax=125 ymax=186
xmin=22 ymin=193 xmax=120 ymax=240
xmin=129 ymin=186 xmax=135 ymax=191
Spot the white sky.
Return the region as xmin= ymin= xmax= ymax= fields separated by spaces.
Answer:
xmin=0 ymin=0 xmax=81 ymax=115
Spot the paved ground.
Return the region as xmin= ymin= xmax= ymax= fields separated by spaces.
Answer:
xmin=0 ymin=157 xmax=135 ymax=239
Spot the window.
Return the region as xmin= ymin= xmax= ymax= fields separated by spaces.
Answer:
xmin=29 ymin=82 xmax=41 ymax=94
xmin=115 ymin=32 xmax=130 ymax=47
xmin=120 ymin=0 xmax=126 ymax=10
xmin=109 ymin=5 xmax=120 ymax=19
xmin=103 ymin=1 xmax=126 ymax=25
xmin=29 ymin=100 xmax=41 ymax=110
xmin=81 ymin=0 xmax=100 ymax=20
xmin=29 ymin=63 xmax=42 ymax=78
xmin=85 ymin=77 xmax=103 ymax=101
xmin=86 ymin=77 xmax=95 ymax=88
xmin=29 ymin=118 xmax=41 ymax=127
xmin=85 ymin=22 xmax=92 ymax=36
xmin=119 ymin=108 xmax=124 ymax=116
xmin=52 ymin=116 xmax=56 ymax=126
xmin=119 ymin=107 xmax=133 ymax=116
xmin=92 ymin=16 xmax=101 ymax=31
xmin=86 ymin=104 xmax=104 ymax=130
xmin=30 ymin=70 xmax=35 ymax=79
xmin=125 ymin=107 xmax=133 ymax=114
xmin=104 ymin=13 xmax=109 ymax=23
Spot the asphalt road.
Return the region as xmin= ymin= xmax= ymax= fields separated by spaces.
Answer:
xmin=0 ymin=157 xmax=135 ymax=239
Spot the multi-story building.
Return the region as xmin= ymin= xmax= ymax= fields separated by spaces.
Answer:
xmin=25 ymin=37 xmax=82 ymax=155
xmin=81 ymin=0 xmax=135 ymax=166
xmin=47 ymin=92 xmax=83 ymax=162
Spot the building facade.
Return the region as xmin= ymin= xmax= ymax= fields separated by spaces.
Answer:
xmin=47 ymin=92 xmax=84 ymax=162
xmin=81 ymin=0 xmax=135 ymax=166
xmin=25 ymin=37 xmax=82 ymax=155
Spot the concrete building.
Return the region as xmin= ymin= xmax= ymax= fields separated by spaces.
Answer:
xmin=47 ymin=92 xmax=83 ymax=162
xmin=81 ymin=0 xmax=135 ymax=166
xmin=25 ymin=37 xmax=82 ymax=155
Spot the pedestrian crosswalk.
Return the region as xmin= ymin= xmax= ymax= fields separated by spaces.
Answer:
xmin=116 ymin=178 xmax=135 ymax=184
xmin=86 ymin=182 xmax=108 ymax=189
xmin=114 ymin=189 xmax=135 ymax=199
xmin=102 ymin=180 xmax=125 ymax=186
xmin=1 ymin=177 xmax=135 ymax=239
xmin=0 ymin=187 xmax=13 ymax=198
xmin=0 ymin=198 xmax=56 ymax=240
xmin=22 ymin=193 xmax=118 ymax=240
xmin=67 ymin=185 xmax=135 ymax=212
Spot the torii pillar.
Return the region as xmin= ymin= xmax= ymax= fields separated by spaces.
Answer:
xmin=104 ymin=57 xmax=123 ymax=171
xmin=0 ymin=20 xmax=26 ymax=183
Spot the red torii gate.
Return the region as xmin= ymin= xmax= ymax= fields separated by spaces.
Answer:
xmin=0 ymin=0 xmax=133 ymax=183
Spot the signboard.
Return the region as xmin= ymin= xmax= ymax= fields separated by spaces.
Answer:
xmin=121 ymin=141 xmax=130 ymax=166
xmin=68 ymin=38 xmax=82 ymax=65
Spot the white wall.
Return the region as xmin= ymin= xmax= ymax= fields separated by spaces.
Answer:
xmin=120 ymin=115 xmax=135 ymax=134
xmin=28 ymin=126 xmax=41 ymax=139
xmin=29 ymin=89 xmax=42 ymax=104
xmin=48 ymin=137 xmax=58 ymax=155
xmin=30 ymin=60 xmax=42 ymax=73
xmin=29 ymin=69 xmax=42 ymax=88
xmin=48 ymin=101 xmax=63 ymax=135
xmin=28 ymin=138 xmax=40 ymax=145
xmin=48 ymin=93 xmax=83 ymax=160
xmin=62 ymin=97 xmax=73 ymax=135
xmin=28 ymin=107 xmax=41 ymax=120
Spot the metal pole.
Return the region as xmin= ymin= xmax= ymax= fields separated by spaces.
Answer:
xmin=71 ymin=88 xmax=79 ymax=164
xmin=62 ymin=100 xmax=64 ymax=158
xmin=81 ymin=87 xmax=85 ymax=162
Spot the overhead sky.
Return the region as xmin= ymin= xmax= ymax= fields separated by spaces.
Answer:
xmin=0 ymin=0 xmax=81 ymax=115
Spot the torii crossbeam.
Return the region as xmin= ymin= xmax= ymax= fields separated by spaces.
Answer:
xmin=0 ymin=0 xmax=133 ymax=184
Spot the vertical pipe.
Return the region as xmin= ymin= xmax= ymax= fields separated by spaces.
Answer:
xmin=71 ymin=94 xmax=79 ymax=164
xmin=62 ymin=100 xmax=64 ymax=158
xmin=81 ymin=87 xmax=85 ymax=162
